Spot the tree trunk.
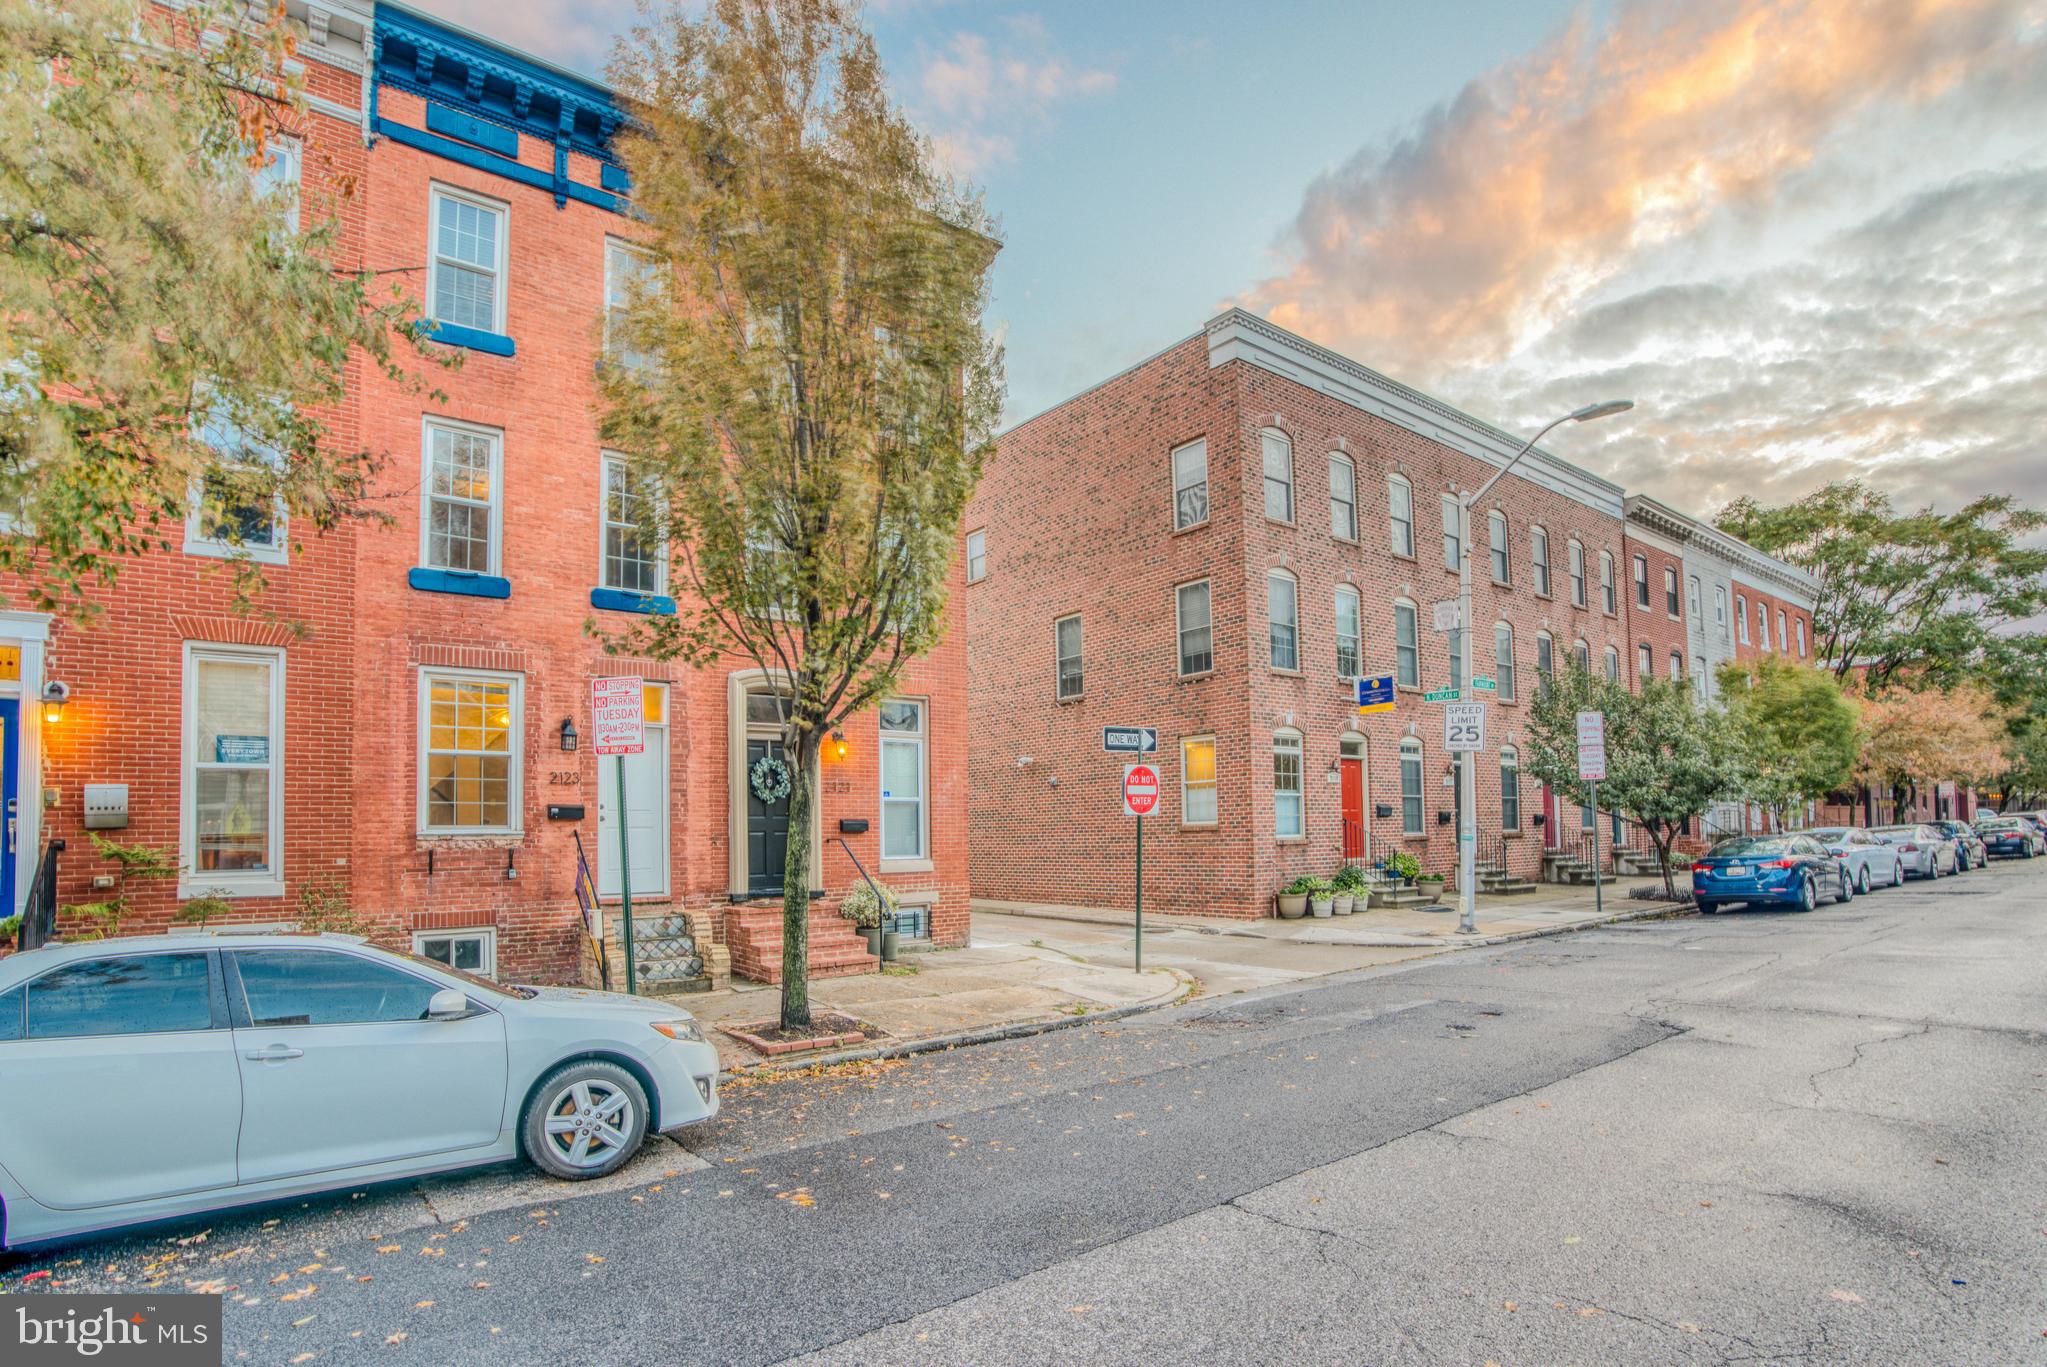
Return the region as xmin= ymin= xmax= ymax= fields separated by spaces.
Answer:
xmin=1651 ymin=822 xmax=1677 ymax=898
xmin=779 ymin=728 xmax=821 ymax=1031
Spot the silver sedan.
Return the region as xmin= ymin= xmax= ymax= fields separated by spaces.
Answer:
xmin=1806 ymin=827 xmax=1907 ymax=893
xmin=1868 ymin=824 xmax=1958 ymax=879
xmin=0 ymin=932 xmax=721 ymax=1250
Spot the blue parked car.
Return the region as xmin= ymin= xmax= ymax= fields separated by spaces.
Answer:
xmin=1691 ymin=834 xmax=1849 ymax=914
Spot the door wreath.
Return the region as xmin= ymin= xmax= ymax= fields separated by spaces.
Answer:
xmin=749 ymin=754 xmax=792 ymax=804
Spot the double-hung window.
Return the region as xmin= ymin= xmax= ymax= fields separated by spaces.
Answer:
xmin=1172 ymin=439 xmax=1208 ymax=530
xmin=1665 ymin=567 xmax=1680 ymax=617
xmin=1441 ymin=494 xmax=1462 ymax=570
xmin=183 ymin=644 xmax=284 ymax=896
xmin=603 ymin=238 xmax=659 ymax=369
xmin=1604 ymin=646 xmax=1620 ymax=682
xmin=1334 ymin=586 xmax=1361 ymax=679
xmin=1394 ymin=600 xmax=1420 ymax=687
xmin=879 ymin=699 xmax=927 ymax=862
xmin=1688 ymin=575 xmax=1702 ymax=621
xmin=1182 ymin=737 xmax=1217 ymax=825
xmin=422 ymin=419 xmax=501 ymax=575
xmin=1796 ymin=618 xmax=1807 ymax=657
xmin=252 ymin=137 xmax=301 ymax=235
xmin=1758 ymin=604 xmax=1770 ymax=650
xmin=1777 ymin=610 xmax=1787 ymax=652
xmin=1536 ymin=632 xmax=1554 ymax=699
xmin=1633 ymin=554 xmax=1650 ymax=608
xmin=1532 ymin=527 xmax=1551 ymax=596
xmin=1488 ymin=510 xmax=1509 ymax=583
xmin=1574 ymin=639 xmax=1591 ymax=672
xmin=1388 ymin=476 xmax=1414 ymax=557
xmin=419 ymin=669 xmax=522 ymax=834
xmin=186 ymin=400 xmax=288 ymax=566
xmin=1329 ymin=454 xmax=1357 ymax=540
xmin=1569 ymin=541 xmax=1586 ymax=607
xmin=1399 ymin=739 xmax=1424 ymax=836
xmin=1736 ymin=594 xmax=1750 ymax=643
xmin=1267 ymin=571 xmax=1298 ymax=671
xmin=1494 ymin=622 xmax=1516 ymax=701
xmin=965 ymin=529 xmax=987 ymax=583
xmin=1273 ymin=732 xmax=1304 ymax=838
xmin=1262 ymin=430 xmax=1293 ymax=523
xmin=600 ymin=453 xmax=662 ymax=594
xmin=1447 ymin=626 xmax=1464 ymax=690
xmin=1056 ymin=615 xmax=1084 ymax=699
xmin=1638 ymin=643 xmax=1653 ymax=679
xmin=1500 ymin=747 xmax=1521 ymax=830
xmin=428 ymin=186 xmax=507 ymax=334
xmin=1600 ymin=552 xmax=1616 ymax=614
xmin=1715 ymin=585 xmax=1729 ymax=628
xmin=1671 ymin=650 xmax=1684 ymax=681
xmin=1694 ymin=655 xmax=1709 ymax=699
xmin=1177 ymin=581 xmax=1213 ymax=676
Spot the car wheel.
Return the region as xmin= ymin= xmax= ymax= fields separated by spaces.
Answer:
xmin=1892 ymin=858 xmax=1904 ymax=887
xmin=1795 ymin=875 xmax=1817 ymax=913
xmin=1836 ymin=868 xmax=1853 ymax=903
xmin=1696 ymin=899 xmax=1717 ymax=914
xmin=1855 ymin=865 xmax=1871 ymax=894
xmin=522 ymin=1060 xmax=649 ymax=1181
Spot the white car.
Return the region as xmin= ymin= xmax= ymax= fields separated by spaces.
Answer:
xmin=1868 ymin=825 xmax=1958 ymax=880
xmin=0 ymin=932 xmax=721 ymax=1250
xmin=1805 ymin=827 xmax=1907 ymax=893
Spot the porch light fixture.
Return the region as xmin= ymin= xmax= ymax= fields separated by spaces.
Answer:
xmin=39 ymin=680 xmax=69 ymax=725
xmin=558 ymin=717 xmax=578 ymax=751
xmin=830 ymin=730 xmax=848 ymax=761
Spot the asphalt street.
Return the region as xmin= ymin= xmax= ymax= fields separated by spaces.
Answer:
xmin=7 ymin=860 xmax=2044 ymax=1365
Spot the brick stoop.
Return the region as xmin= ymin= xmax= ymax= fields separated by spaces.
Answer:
xmin=725 ymin=896 xmax=880 ymax=984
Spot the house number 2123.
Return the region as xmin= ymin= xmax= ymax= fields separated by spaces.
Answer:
xmin=549 ymin=771 xmax=581 ymax=786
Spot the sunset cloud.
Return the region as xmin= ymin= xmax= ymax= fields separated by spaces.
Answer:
xmin=915 ymin=28 xmax=1115 ymax=175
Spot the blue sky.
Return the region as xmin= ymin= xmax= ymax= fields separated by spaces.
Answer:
xmin=417 ymin=0 xmax=2047 ymax=519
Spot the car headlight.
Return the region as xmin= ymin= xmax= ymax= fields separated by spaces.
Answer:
xmin=651 ymin=1018 xmax=705 ymax=1043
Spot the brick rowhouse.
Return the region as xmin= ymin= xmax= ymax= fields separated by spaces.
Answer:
xmin=2 ymin=1 xmax=968 ymax=983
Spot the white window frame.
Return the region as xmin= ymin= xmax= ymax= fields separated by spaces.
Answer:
xmin=1500 ymin=746 xmax=1521 ymax=831
xmin=416 ymin=666 xmax=525 ymax=836
xmin=879 ymin=696 xmax=929 ymax=867
xmin=420 ymin=416 xmax=504 ymax=576
xmin=1488 ymin=509 xmax=1510 ymax=584
xmin=1388 ymin=475 xmax=1415 ymax=557
xmin=183 ymin=408 xmax=289 ymax=567
xmin=1261 ymin=429 xmax=1293 ymax=524
xmin=1494 ymin=621 xmax=1516 ymax=701
xmin=1328 ymin=453 xmax=1357 ymax=541
xmin=1736 ymin=594 xmax=1750 ymax=643
xmin=1536 ymin=631 xmax=1554 ymax=697
xmin=1181 ymin=735 xmax=1217 ymax=828
xmin=1604 ymin=646 xmax=1620 ymax=682
xmin=1670 ymin=649 xmax=1684 ymax=681
xmin=1796 ymin=617 xmax=1807 ymax=657
xmin=965 ymin=528 xmax=987 ymax=583
xmin=1758 ymin=602 xmax=1770 ymax=649
xmin=1172 ymin=438 xmax=1210 ymax=531
xmin=1399 ymin=738 xmax=1424 ymax=836
xmin=1569 ymin=540 xmax=1586 ymax=607
xmin=1777 ymin=610 xmax=1788 ymax=652
xmin=1688 ymin=575 xmax=1702 ymax=621
xmin=1176 ymin=579 xmax=1213 ymax=677
xmin=1055 ymin=614 xmax=1084 ymax=699
xmin=1633 ymin=554 xmax=1650 ymax=608
xmin=180 ymin=642 xmax=286 ymax=899
xmin=1600 ymin=552 xmax=1617 ymax=614
xmin=1694 ymin=655 xmax=1709 ymax=699
xmin=1532 ymin=526 xmax=1550 ymax=596
xmin=603 ymin=236 xmax=656 ymax=361
xmin=412 ymin=927 xmax=498 ymax=980
xmin=1665 ymin=566 xmax=1680 ymax=617
xmin=1334 ymin=585 xmax=1361 ymax=680
xmin=1715 ymin=585 xmax=1728 ymax=627
xmin=1441 ymin=493 xmax=1461 ymax=570
xmin=1273 ymin=730 xmax=1304 ymax=839
xmin=427 ymin=183 xmax=509 ymax=335
xmin=253 ymin=135 xmax=301 ymax=235
xmin=1574 ymin=638 xmax=1591 ymax=672
xmin=1394 ymin=598 xmax=1420 ymax=687
xmin=599 ymin=451 xmax=664 ymax=594
xmin=1638 ymin=642 xmax=1653 ymax=679
xmin=1267 ymin=569 xmax=1299 ymax=672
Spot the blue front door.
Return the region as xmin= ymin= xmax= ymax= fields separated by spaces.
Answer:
xmin=0 ymin=698 xmax=19 ymax=917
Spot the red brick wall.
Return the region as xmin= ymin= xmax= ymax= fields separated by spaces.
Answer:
xmin=1621 ymin=533 xmax=1689 ymax=689
xmin=1730 ymin=579 xmax=1813 ymax=666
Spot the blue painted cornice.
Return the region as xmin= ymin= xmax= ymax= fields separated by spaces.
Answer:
xmin=373 ymin=6 xmax=625 ymax=168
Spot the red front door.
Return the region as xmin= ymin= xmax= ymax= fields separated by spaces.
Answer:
xmin=1341 ymin=757 xmax=1364 ymax=860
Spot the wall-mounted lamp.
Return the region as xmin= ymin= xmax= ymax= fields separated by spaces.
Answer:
xmin=559 ymin=717 xmax=578 ymax=752
xmin=39 ymin=680 xmax=69 ymax=726
xmin=829 ymin=730 xmax=848 ymax=762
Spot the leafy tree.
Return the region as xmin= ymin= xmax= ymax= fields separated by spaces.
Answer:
xmin=1715 ymin=657 xmax=1860 ymax=823
xmin=1717 ymin=482 xmax=2047 ymax=691
xmin=600 ymin=0 xmax=1001 ymax=1028
xmin=1992 ymin=721 xmax=2047 ymax=812
xmin=0 ymin=0 xmax=436 ymax=618
xmin=1853 ymin=685 xmax=2008 ymax=818
xmin=1525 ymin=665 xmax=1752 ymax=896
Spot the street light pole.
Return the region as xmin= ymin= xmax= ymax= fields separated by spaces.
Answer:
xmin=1455 ymin=400 xmax=1633 ymax=936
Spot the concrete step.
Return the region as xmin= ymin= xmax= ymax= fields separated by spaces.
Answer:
xmin=1481 ymin=879 xmax=1542 ymax=896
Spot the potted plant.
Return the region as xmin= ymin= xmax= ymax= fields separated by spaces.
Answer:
xmin=1413 ymin=859 xmax=1447 ymax=900
xmin=1277 ymin=875 xmax=1315 ymax=918
xmin=1331 ymin=864 xmax=1367 ymax=914
xmin=1385 ymin=850 xmax=1422 ymax=886
xmin=1307 ymin=876 xmax=1336 ymax=918
xmin=842 ymin=881 xmax=898 ymax=956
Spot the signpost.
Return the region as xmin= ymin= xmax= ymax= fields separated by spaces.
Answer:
xmin=1423 ymin=687 xmax=1461 ymax=703
xmin=1576 ymin=710 xmax=1607 ymax=917
xmin=1102 ymin=726 xmax=1159 ymax=754
xmin=1470 ymin=675 xmax=1497 ymax=693
xmin=1356 ymin=674 xmax=1395 ymax=716
xmin=1443 ymin=702 xmax=1486 ymax=752
xmin=1122 ymin=761 xmax=1161 ymax=972
xmin=591 ymin=677 xmax=646 ymax=994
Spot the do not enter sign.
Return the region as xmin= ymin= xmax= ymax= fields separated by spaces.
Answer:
xmin=1123 ymin=763 xmax=1161 ymax=818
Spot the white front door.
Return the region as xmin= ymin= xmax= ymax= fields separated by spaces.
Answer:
xmin=599 ymin=683 xmax=670 ymax=899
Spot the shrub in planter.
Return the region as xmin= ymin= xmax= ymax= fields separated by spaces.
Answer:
xmin=1332 ymin=865 xmax=1367 ymax=912
xmin=842 ymin=881 xmax=899 ymax=930
xmin=1277 ymin=875 xmax=1316 ymax=919
xmin=1306 ymin=876 xmax=1336 ymax=918
xmin=1384 ymin=850 xmax=1422 ymax=885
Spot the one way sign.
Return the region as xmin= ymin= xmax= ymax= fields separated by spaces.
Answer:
xmin=1102 ymin=726 xmax=1159 ymax=754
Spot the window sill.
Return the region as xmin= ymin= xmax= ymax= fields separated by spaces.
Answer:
xmin=590 ymin=586 xmax=676 ymax=615
xmin=1176 ymin=669 xmax=1214 ymax=683
xmin=416 ymin=829 xmax=524 ymax=843
xmin=1264 ymin=516 xmax=1297 ymax=530
xmin=1269 ymin=666 xmax=1303 ymax=678
xmin=1502 ymin=829 xmax=1524 ymax=838
xmin=879 ymin=858 xmax=934 ymax=874
xmin=178 ymin=877 xmax=284 ymax=900
xmin=1390 ymin=551 xmax=1417 ymax=563
xmin=1171 ymin=521 xmax=1210 ymax=537
xmin=424 ymin=321 xmax=516 ymax=357
xmin=409 ymin=567 xmax=511 ymax=598
xmin=1181 ymin=820 xmax=1219 ymax=830
xmin=1273 ymin=835 xmax=1307 ymax=845
xmin=1057 ymin=693 xmax=1086 ymax=706
xmin=184 ymin=538 xmax=289 ymax=568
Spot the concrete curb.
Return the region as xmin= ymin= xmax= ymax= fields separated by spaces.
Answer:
xmin=720 ymin=968 xmax=1199 ymax=1081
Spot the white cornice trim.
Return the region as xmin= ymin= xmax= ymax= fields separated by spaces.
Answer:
xmin=304 ymin=91 xmax=362 ymax=124
xmin=1623 ymin=493 xmax=1817 ymax=601
xmin=1204 ymin=308 xmax=1628 ymax=520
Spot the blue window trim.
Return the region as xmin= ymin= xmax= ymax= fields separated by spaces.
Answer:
xmin=423 ymin=320 xmax=516 ymax=357
xmin=424 ymin=102 xmax=518 ymax=158
xmin=409 ymin=567 xmax=511 ymax=599
xmin=590 ymin=587 xmax=675 ymax=616
xmin=373 ymin=118 xmax=625 ymax=217
xmin=600 ymin=163 xmax=632 ymax=194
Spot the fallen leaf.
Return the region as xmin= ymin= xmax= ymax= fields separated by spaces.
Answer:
xmin=1577 ymin=1306 xmax=1606 ymax=1317
xmin=1068 ymin=1305 xmax=1091 ymax=1314
xmin=386 ymin=1331 xmax=407 ymax=1344
xmin=585 ymin=1254 xmax=606 ymax=1265
xmin=376 ymin=1246 xmax=401 ymax=1255
xmin=1563 ymin=1236 xmax=1581 ymax=1245
xmin=1503 ymin=1300 xmax=1518 ymax=1312
xmin=415 ymin=1300 xmax=435 ymax=1310
xmin=1829 ymin=1290 xmax=1863 ymax=1305
xmin=291 ymin=1316 xmax=316 ymax=1329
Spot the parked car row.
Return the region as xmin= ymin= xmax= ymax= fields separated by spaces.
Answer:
xmin=1689 ymin=813 xmax=2041 ymax=914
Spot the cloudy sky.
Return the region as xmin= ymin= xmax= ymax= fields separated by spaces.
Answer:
xmin=414 ymin=0 xmax=2047 ymax=521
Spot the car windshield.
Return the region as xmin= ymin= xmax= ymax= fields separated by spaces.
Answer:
xmin=1978 ymin=819 xmax=2019 ymax=831
xmin=1870 ymin=827 xmax=1920 ymax=838
xmin=1807 ymin=828 xmax=1851 ymax=841
xmin=391 ymin=949 xmax=535 ymax=1000
xmin=1708 ymin=837 xmax=1790 ymax=857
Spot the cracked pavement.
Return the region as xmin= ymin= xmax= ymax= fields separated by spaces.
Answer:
xmin=7 ymin=861 xmax=2043 ymax=1364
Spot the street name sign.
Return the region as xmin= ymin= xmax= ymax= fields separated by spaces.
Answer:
xmin=1444 ymin=702 xmax=1486 ymax=753
xmin=1123 ymin=763 xmax=1161 ymax=817
xmin=1423 ymin=687 xmax=1461 ymax=703
xmin=1471 ymin=675 xmax=1497 ymax=692
xmin=590 ymin=677 xmax=645 ymax=755
xmin=1102 ymin=726 xmax=1159 ymax=754
xmin=1576 ymin=710 xmax=1607 ymax=781
xmin=1356 ymin=674 xmax=1395 ymax=715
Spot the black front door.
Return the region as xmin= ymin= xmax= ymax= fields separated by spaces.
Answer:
xmin=747 ymin=738 xmax=791 ymax=895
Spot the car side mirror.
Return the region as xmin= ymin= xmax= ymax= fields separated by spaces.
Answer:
xmin=428 ymin=988 xmax=471 ymax=1021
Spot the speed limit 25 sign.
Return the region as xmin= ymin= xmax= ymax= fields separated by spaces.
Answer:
xmin=1443 ymin=702 xmax=1486 ymax=753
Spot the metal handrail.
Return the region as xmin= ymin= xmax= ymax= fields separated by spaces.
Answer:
xmin=836 ymin=837 xmax=896 ymax=936
xmin=16 ymin=839 xmax=64 ymax=952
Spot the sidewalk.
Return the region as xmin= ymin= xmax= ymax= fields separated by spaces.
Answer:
xmin=973 ymin=874 xmax=1682 ymax=997
xmin=684 ymin=940 xmax=1190 ymax=1070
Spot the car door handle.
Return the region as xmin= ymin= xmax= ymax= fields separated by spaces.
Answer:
xmin=244 ymin=1045 xmax=304 ymax=1062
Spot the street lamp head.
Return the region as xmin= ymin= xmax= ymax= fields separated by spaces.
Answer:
xmin=1569 ymin=399 xmax=1634 ymax=423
